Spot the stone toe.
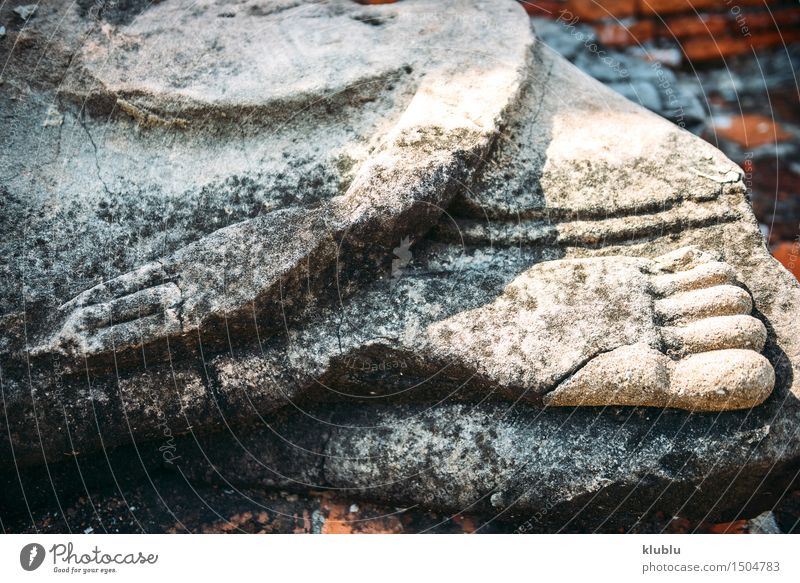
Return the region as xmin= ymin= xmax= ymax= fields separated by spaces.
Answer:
xmin=655 ymin=284 xmax=753 ymax=324
xmin=652 ymin=261 xmax=737 ymax=296
xmin=669 ymin=349 xmax=775 ymax=411
xmin=661 ymin=314 xmax=767 ymax=355
xmin=543 ymin=342 xmax=775 ymax=412
xmin=652 ymin=245 xmax=720 ymax=273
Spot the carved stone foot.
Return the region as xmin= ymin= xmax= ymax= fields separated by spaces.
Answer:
xmin=429 ymin=246 xmax=774 ymax=411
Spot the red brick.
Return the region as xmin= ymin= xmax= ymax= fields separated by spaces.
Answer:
xmin=683 ymin=28 xmax=800 ymax=61
xmin=772 ymin=7 xmax=800 ymax=28
xmin=564 ymin=0 xmax=636 ymax=21
xmin=663 ymin=13 xmax=730 ymax=39
xmin=712 ymin=113 xmax=794 ymax=148
xmin=748 ymin=28 xmax=800 ymax=50
xmin=706 ymin=520 xmax=748 ymax=534
xmin=683 ymin=35 xmax=747 ymax=60
xmin=771 ymin=87 xmax=800 ymax=126
xmin=595 ymin=20 xmax=656 ymax=46
xmin=744 ymin=8 xmax=800 ymax=32
xmin=772 ymin=241 xmax=800 ymax=282
xmin=639 ymin=0 xmax=765 ymax=16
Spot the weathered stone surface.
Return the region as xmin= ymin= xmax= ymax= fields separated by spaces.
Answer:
xmin=18 ymin=0 xmax=533 ymax=375
xmin=1 ymin=0 xmax=799 ymax=530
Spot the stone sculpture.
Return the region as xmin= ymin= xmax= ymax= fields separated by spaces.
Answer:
xmin=1 ymin=0 xmax=798 ymax=529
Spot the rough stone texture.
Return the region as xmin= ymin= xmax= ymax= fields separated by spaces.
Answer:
xmin=747 ymin=511 xmax=782 ymax=534
xmin=1 ymin=0 xmax=799 ymax=531
xmin=18 ymin=0 xmax=533 ymax=374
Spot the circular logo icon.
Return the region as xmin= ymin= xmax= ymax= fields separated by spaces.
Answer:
xmin=20 ymin=543 xmax=46 ymax=571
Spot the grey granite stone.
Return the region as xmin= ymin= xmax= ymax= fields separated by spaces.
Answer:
xmin=1 ymin=0 xmax=799 ymax=530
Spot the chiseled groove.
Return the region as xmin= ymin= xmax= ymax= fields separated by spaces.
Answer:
xmin=430 ymin=200 xmax=741 ymax=248
xmin=450 ymin=189 xmax=722 ymax=222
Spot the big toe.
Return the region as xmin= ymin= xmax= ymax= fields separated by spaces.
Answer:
xmin=669 ymin=349 xmax=775 ymax=411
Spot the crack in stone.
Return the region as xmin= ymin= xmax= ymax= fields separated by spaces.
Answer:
xmin=543 ymin=345 xmax=622 ymax=397
xmin=77 ymin=115 xmax=115 ymax=199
